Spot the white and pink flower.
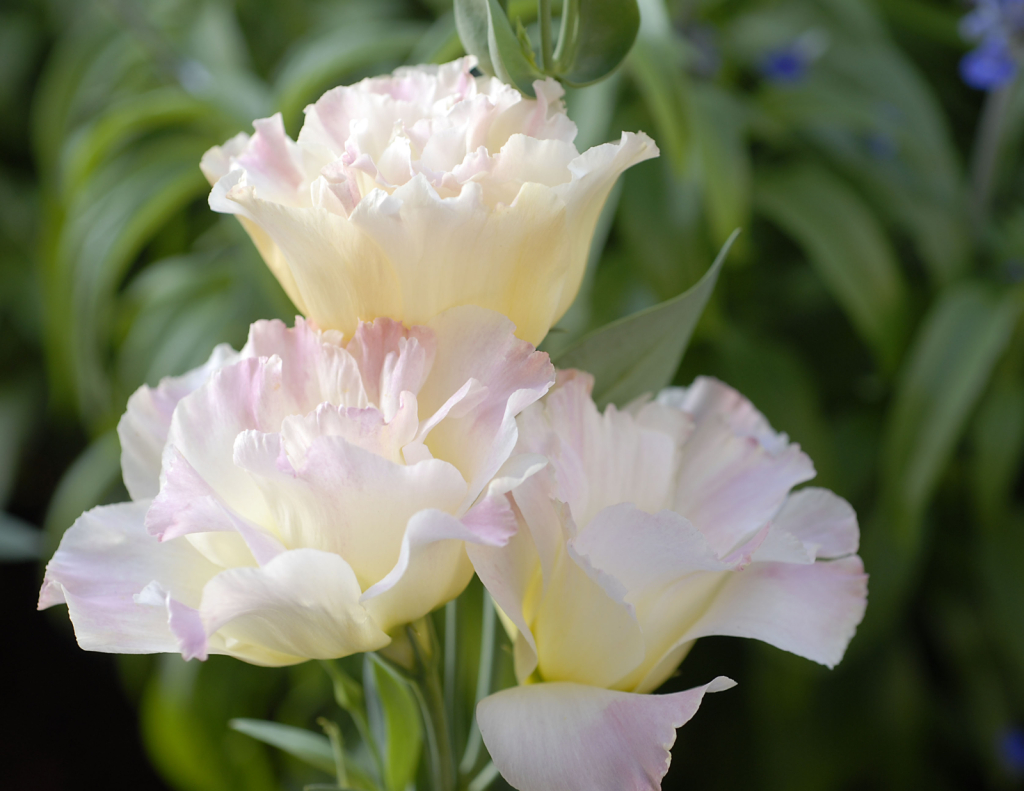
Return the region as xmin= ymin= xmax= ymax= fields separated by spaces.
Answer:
xmin=39 ymin=307 xmax=553 ymax=666
xmin=470 ymin=372 xmax=868 ymax=791
xmin=200 ymin=57 xmax=657 ymax=346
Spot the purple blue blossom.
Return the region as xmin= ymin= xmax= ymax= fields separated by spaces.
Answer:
xmin=758 ymin=30 xmax=830 ymax=86
xmin=960 ymin=0 xmax=1024 ymax=90
xmin=998 ymin=726 xmax=1024 ymax=777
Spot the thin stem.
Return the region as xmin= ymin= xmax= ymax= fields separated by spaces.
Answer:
xmin=969 ymin=79 xmax=1016 ymax=237
xmin=539 ymin=0 xmax=554 ymax=72
xmin=316 ymin=717 xmax=348 ymax=789
xmin=459 ymin=591 xmax=496 ymax=776
xmin=444 ymin=600 xmax=457 ymax=732
xmin=407 ymin=621 xmax=457 ymax=791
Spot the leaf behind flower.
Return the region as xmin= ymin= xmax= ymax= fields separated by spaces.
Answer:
xmin=554 ymin=229 xmax=738 ymax=408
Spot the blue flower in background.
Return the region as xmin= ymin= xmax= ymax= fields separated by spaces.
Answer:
xmin=960 ymin=0 xmax=1024 ymax=89
xmin=998 ymin=726 xmax=1024 ymax=777
xmin=760 ymin=47 xmax=807 ymax=84
xmin=759 ymin=30 xmax=830 ymax=85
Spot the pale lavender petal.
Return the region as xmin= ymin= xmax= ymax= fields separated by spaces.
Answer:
xmin=771 ymin=487 xmax=860 ymax=559
xmin=680 ymin=556 xmax=868 ymax=668
xmin=477 ymin=677 xmax=735 ymax=791
xmin=38 ymin=501 xmax=220 ymax=654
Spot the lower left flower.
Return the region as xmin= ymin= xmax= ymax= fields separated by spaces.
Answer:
xmin=38 ymin=306 xmax=554 ymax=666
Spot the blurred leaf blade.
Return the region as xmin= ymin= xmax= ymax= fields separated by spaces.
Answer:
xmin=230 ymin=719 xmax=337 ymax=776
xmin=755 ymin=163 xmax=910 ymax=373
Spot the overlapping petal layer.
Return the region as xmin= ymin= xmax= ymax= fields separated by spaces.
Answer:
xmin=201 ymin=58 xmax=658 ymax=344
xmin=472 ymin=372 xmax=867 ymax=791
xmin=40 ymin=306 xmax=553 ymax=665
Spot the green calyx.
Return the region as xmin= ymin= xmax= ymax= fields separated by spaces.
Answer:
xmin=454 ymin=0 xmax=640 ymax=96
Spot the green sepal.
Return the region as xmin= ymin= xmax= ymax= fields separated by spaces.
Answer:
xmin=554 ymin=0 xmax=640 ymax=87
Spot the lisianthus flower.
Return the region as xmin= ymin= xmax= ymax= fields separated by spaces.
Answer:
xmin=39 ymin=307 xmax=553 ymax=666
xmin=469 ymin=372 xmax=867 ymax=791
xmin=200 ymin=57 xmax=657 ymax=346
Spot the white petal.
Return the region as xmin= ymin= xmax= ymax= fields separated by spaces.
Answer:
xmin=361 ymin=497 xmax=517 ymax=634
xmin=234 ymin=430 xmax=467 ymax=589
xmin=477 ymin=677 xmax=735 ymax=791
xmin=200 ymin=548 xmax=389 ymax=664
xmin=551 ymin=131 xmax=659 ymax=321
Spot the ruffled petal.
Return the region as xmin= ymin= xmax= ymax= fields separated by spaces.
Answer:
xmin=361 ymin=496 xmax=517 ymax=634
xmin=118 ymin=343 xmax=238 ymax=500
xmin=551 ymin=131 xmax=659 ymax=321
xmin=666 ymin=378 xmax=815 ymax=555
xmin=200 ymin=548 xmax=390 ymax=665
xmin=234 ymin=430 xmax=468 ymax=589
xmin=477 ymin=677 xmax=735 ymax=791
xmin=348 ymin=177 xmax=570 ymax=345
xmin=417 ymin=305 xmax=554 ymax=505
xmin=519 ymin=373 xmax=685 ymax=529
xmin=38 ymin=501 xmax=220 ymax=654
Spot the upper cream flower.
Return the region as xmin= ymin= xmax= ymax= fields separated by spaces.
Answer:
xmin=200 ymin=57 xmax=657 ymax=346
xmin=39 ymin=307 xmax=553 ymax=666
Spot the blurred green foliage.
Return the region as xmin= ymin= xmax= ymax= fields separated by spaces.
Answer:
xmin=3 ymin=0 xmax=1024 ymax=788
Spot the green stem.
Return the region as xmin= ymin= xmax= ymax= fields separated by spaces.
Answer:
xmin=969 ymin=79 xmax=1016 ymax=237
xmin=407 ymin=620 xmax=457 ymax=791
xmin=459 ymin=591 xmax=496 ymax=776
xmin=539 ymin=0 xmax=554 ymax=72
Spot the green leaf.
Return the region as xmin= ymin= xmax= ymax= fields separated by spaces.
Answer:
xmin=454 ymin=0 xmax=496 ymax=74
xmin=554 ymin=0 xmax=640 ymax=87
xmin=365 ymin=657 xmax=422 ymax=791
xmin=882 ymin=284 xmax=1022 ymax=538
xmin=230 ymin=719 xmax=337 ymax=776
xmin=483 ymin=0 xmax=543 ymax=96
xmin=971 ymin=378 xmax=1024 ymax=527
xmin=626 ymin=36 xmax=690 ymax=173
xmin=755 ymin=163 xmax=909 ymax=373
xmin=0 ymin=513 xmax=42 ymax=562
xmin=554 ymin=229 xmax=738 ymax=408
xmin=858 ymin=284 xmax=1022 ymax=650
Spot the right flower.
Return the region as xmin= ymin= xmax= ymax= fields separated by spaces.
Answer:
xmin=469 ymin=371 xmax=868 ymax=791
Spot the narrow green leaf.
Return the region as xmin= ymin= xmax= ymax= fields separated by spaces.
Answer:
xmin=484 ymin=0 xmax=543 ymax=96
xmin=0 ymin=513 xmax=42 ymax=562
xmin=882 ymin=284 xmax=1022 ymax=536
xmin=365 ymin=657 xmax=423 ymax=791
xmin=230 ymin=719 xmax=337 ymax=775
xmin=755 ymin=163 xmax=909 ymax=373
xmin=554 ymin=230 xmax=738 ymax=408
xmin=626 ymin=36 xmax=690 ymax=173
xmin=971 ymin=378 xmax=1024 ymax=527
xmin=858 ymin=284 xmax=1022 ymax=650
xmin=554 ymin=0 xmax=640 ymax=86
